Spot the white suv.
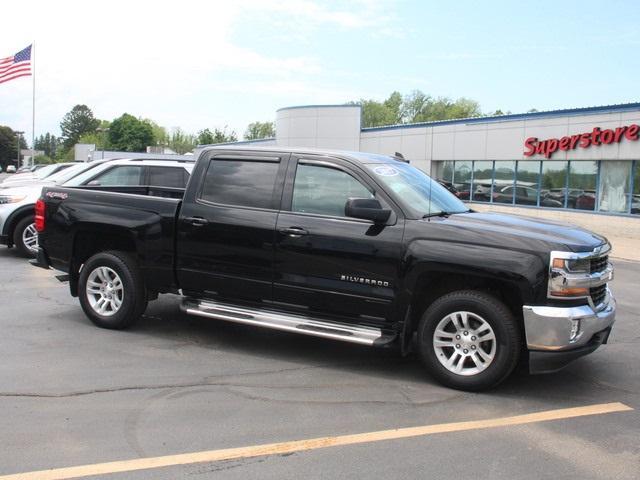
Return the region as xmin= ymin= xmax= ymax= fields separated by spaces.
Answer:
xmin=0 ymin=158 xmax=193 ymax=257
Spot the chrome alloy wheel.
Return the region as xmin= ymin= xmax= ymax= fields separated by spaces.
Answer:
xmin=432 ymin=311 xmax=497 ymax=376
xmin=85 ymin=267 xmax=124 ymax=316
xmin=22 ymin=222 xmax=39 ymax=254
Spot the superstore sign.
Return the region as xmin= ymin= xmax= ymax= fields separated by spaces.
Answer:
xmin=524 ymin=124 xmax=639 ymax=158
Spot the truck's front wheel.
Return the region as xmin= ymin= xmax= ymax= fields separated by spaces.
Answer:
xmin=78 ymin=251 xmax=147 ymax=329
xmin=417 ymin=290 xmax=520 ymax=391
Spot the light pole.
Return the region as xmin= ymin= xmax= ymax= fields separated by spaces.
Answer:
xmin=15 ymin=131 xmax=24 ymax=168
xmin=96 ymin=127 xmax=109 ymax=161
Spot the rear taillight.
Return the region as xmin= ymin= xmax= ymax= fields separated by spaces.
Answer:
xmin=35 ymin=199 xmax=45 ymax=232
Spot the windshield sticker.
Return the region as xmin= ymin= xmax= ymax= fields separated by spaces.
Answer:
xmin=373 ymin=166 xmax=399 ymax=177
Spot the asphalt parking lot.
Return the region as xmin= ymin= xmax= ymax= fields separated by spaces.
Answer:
xmin=0 ymin=228 xmax=639 ymax=478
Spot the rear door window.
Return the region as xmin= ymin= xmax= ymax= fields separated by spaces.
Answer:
xmin=148 ymin=166 xmax=189 ymax=188
xmin=199 ymin=159 xmax=280 ymax=209
xmin=87 ymin=166 xmax=143 ymax=186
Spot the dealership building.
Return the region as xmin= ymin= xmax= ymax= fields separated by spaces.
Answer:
xmin=239 ymin=102 xmax=640 ymax=258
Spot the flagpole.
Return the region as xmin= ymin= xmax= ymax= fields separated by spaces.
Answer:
xmin=31 ymin=41 xmax=35 ymax=166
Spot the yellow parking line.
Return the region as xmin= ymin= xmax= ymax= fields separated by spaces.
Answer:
xmin=1 ymin=402 xmax=632 ymax=480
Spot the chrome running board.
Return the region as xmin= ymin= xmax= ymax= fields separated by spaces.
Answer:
xmin=181 ymin=298 xmax=393 ymax=346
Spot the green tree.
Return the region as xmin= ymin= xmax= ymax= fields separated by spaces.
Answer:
xmin=244 ymin=121 xmax=275 ymax=140
xmin=400 ymin=90 xmax=432 ymax=123
xmin=60 ymin=105 xmax=100 ymax=149
xmin=77 ymin=131 xmax=109 ymax=150
xmin=34 ymin=133 xmax=61 ymax=158
xmin=358 ymin=90 xmax=486 ymax=127
xmin=213 ymin=127 xmax=237 ymax=144
xmin=196 ymin=128 xmax=215 ymax=145
xmin=195 ymin=127 xmax=237 ymax=145
xmin=33 ymin=154 xmax=54 ymax=164
xmin=141 ymin=118 xmax=167 ymax=146
xmin=108 ymin=114 xmax=155 ymax=152
xmin=0 ymin=126 xmax=17 ymax=170
xmin=358 ymin=99 xmax=397 ymax=127
xmin=0 ymin=126 xmax=27 ymax=170
xmin=165 ymin=128 xmax=196 ymax=154
xmin=383 ymin=91 xmax=403 ymax=123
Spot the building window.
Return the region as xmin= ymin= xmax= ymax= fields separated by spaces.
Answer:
xmin=598 ymin=161 xmax=631 ymax=213
xmin=568 ymin=161 xmax=597 ymax=211
xmin=540 ymin=161 xmax=568 ymax=208
xmin=492 ymin=161 xmax=516 ymax=204
xmin=438 ymin=161 xmax=454 ymax=183
xmin=633 ymin=161 xmax=640 ymax=215
xmin=432 ymin=159 xmax=637 ymax=216
xmin=453 ymin=161 xmax=472 ymax=200
xmin=515 ymin=161 xmax=541 ymax=206
xmin=471 ymin=161 xmax=493 ymax=202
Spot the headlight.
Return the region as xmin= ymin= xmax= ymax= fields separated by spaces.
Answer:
xmin=548 ymin=252 xmax=590 ymax=299
xmin=548 ymin=247 xmax=613 ymax=301
xmin=551 ymin=257 xmax=590 ymax=273
xmin=0 ymin=195 xmax=27 ymax=204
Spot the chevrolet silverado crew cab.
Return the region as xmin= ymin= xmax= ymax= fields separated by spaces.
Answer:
xmin=33 ymin=147 xmax=616 ymax=391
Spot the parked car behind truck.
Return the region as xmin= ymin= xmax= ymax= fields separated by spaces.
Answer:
xmin=1 ymin=158 xmax=193 ymax=257
xmin=1 ymin=163 xmax=75 ymax=186
xmin=34 ymin=147 xmax=616 ymax=391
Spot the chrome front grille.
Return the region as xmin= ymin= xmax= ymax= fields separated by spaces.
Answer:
xmin=590 ymin=284 xmax=607 ymax=306
xmin=589 ymin=253 xmax=610 ymax=306
xmin=590 ymin=255 xmax=609 ymax=274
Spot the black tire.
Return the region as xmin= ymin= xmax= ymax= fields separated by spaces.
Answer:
xmin=416 ymin=290 xmax=521 ymax=391
xmin=78 ymin=251 xmax=147 ymax=329
xmin=13 ymin=216 xmax=37 ymax=258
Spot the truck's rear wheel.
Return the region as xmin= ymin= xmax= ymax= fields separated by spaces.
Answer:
xmin=78 ymin=251 xmax=147 ymax=329
xmin=13 ymin=216 xmax=38 ymax=258
xmin=417 ymin=290 xmax=520 ymax=391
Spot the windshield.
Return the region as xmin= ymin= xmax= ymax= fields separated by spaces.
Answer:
xmin=46 ymin=162 xmax=100 ymax=184
xmin=63 ymin=161 xmax=121 ymax=186
xmin=35 ymin=164 xmax=64 ymax=179
xmin=366 ymin=162 xmax=468 ymax=217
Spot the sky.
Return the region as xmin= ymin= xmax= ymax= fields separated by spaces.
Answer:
xmin=1 ymin=0 xmax=640 ymax=145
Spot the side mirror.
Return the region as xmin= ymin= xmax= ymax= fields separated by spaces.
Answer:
xmin=87 ymin=180 xmax=101 ymax=186
xmin=345 ymin=198 xmax=391 ymax=223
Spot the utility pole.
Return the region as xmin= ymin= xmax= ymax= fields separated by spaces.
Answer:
xmin=15 ymin=131 xmax=24 ymax=168
xmin=96 ymin=127 xmax=110 ymax=161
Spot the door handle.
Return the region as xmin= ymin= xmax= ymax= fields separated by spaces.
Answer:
xmin=279 ymin=227 xmax=308 ymax=237
xmin=184 ymin=216 xmax=209 ymax=227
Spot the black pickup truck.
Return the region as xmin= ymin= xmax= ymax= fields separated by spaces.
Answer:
xmin=33 ymin=147 xmax=616 ymax=391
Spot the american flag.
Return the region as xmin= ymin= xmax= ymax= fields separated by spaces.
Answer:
xmin=0 ymin=45 xmax=32 ymax=85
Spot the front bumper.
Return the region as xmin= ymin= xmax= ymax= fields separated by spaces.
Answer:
xmin=523 ymin=290 xmax=616 ymax=373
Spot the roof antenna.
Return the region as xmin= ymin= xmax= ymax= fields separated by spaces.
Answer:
xmin=393 ymin=152 xmax=409 ymax=163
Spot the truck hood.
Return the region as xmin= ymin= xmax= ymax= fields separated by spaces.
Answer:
xmin=424 ymin=211 xmax=607 ymax=253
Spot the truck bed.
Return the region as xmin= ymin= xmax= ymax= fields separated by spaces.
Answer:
xmin=39 ymin=185 xmax=183 ymax=294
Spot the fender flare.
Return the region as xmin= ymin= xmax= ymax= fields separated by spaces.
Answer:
xmin=398 ymin=261 xmax=540 ymax=354
xmin=2 ymin=203 xmax=35 ymax=239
